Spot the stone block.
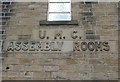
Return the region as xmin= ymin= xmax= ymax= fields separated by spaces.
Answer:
xmin=52 ymin=71 xmax=68 ymax=80
xmin=4 ymin=57 xmax=20 ymax=64
xmin=78 ymin=72 xmax=92 ymax=80
xmin=60 ymin=65 xmax=79 ymax=73
xmin=19 ymin=58 xmax=34 ymax=65
xmin=24 ymin=65 xmax=43 ymax=72
xmin=44 ymin=66 xmax=59 ymax=72
xmin=90 ymin=72 xmax=109 ymax=80
xmin=32 ymin=72 xmax=51 ymax=79
xmin=107 ymin=73 xmax=118 ymax=80
xmin=92 ymin=65 xmax=112 ymax=72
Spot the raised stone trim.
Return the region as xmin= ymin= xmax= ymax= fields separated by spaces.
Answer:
xmin=39 ymin=20 xmax=79 ymax=25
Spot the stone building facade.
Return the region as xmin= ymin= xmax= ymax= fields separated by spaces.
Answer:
xmin=1 ymin=1 xmax=119 ymax=80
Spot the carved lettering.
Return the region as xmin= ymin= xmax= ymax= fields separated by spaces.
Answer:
xmin=7 ymin=41 xmax=64 ymax=52
xmin=81 ymin=42 xmax=87 ymax=51
xmin=103 ymin=42 xmax=110 ymax=51
xmin=29 ymin=42 xmax=36 ymax=51
xmin=71 ymin=31 xmax=78 ymax=39
xmin=22 ymin=42 xmax=29 ymax=51
xmin=73 ymin=41 xmax=110 ymax=52
xmin=73 ymin=42 xmax=80 ymax=51
xmin=54 ymin=31 xmax=62 ymax=39
xmin=39 ymin=30 xmax=46 ymax=39
xmin=15 ymin=42 xmax=21 ymax=51
xmin=7 ymin=42 xmax=14 ymax=51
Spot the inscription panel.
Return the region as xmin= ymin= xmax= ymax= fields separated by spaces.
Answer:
xmin=5 ymin=28 xmax=118 ymax=53
xmin=32 ymin=28 xmax=84 ymax=40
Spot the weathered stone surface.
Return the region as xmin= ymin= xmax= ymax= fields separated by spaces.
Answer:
xmin=51 ymin=71 xmax=68 ymax=80
xmin=2 ymin=2 xmax=118 ymax=80
xmin=44 ymin=66 xmax=59 ymax=72
xmin=32 ymin=72 xmax=51 ymax=80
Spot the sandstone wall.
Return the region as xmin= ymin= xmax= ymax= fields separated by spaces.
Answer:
xmin=2 ymin=2 xmax=119 ymax=80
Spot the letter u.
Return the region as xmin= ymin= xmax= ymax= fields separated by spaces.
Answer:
xmin=39 ymin=30 xmax=46 ymax=39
